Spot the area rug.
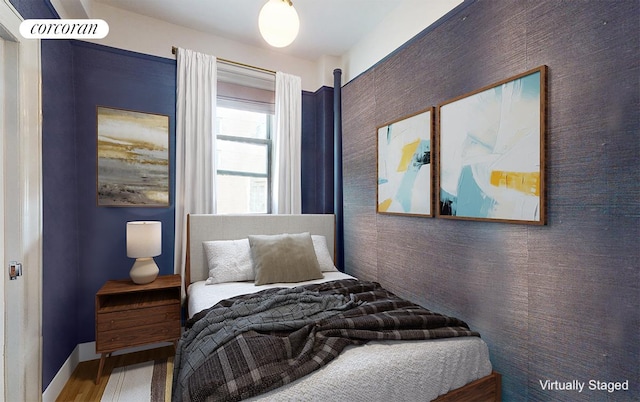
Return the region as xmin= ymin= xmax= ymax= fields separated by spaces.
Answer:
xmin=101 ymin=357 xmax=173 ymax=402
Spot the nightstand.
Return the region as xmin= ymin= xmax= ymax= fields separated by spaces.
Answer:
xmin=94 ymin=274 xmax=181 ymax=384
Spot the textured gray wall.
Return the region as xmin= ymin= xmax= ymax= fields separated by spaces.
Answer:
xmin=341 ymin=1 xmax=639 ymax=400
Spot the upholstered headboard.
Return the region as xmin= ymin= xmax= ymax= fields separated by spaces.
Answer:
xmin=186 ymin=214 xmax=336 ymax=286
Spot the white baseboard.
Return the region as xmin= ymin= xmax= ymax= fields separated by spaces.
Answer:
xmin=42 ymin=340 xmax=175 ymax=401
xmin=78 ymin=341 xmax=100 ymax=362
xmin=42 ymin=344 xmax=80 ymax=402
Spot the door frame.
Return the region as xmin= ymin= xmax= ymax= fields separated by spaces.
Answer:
xmin=0 ymin=0 xmax=43 ymax=400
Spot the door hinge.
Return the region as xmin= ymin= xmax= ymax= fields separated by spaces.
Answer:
xmin=9 ymin=261 xmax=22 ymax=280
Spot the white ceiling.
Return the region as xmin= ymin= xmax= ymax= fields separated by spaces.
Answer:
xmin=92 ymin=0 xmax=412 ymax=60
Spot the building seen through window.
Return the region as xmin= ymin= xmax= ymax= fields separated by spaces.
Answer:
xmin=215 ymin=107 xmax=272 ymax=214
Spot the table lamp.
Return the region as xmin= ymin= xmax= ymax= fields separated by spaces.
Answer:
xmin=126 ymin=221 xmax=161 ymax=284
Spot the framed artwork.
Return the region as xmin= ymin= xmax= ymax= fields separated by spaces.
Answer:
xmin=437 ymin=65 xmax=547 ymax=224
xmin=97 ymin=106 xmax=170 ymax=207
xmin=377 ymin=107 xmax=434 ymax=217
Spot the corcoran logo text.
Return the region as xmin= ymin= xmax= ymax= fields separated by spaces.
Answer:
xmin=20 ymin=19 xmax=109 ymax=39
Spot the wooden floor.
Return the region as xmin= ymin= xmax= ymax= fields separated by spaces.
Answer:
xmin=55 ymin=345 xmax=176 ymax=402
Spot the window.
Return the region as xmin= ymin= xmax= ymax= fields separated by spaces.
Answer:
xmin=215 ymin=107 xmax=273 ymax=214
xmin=215 ymin=62 xmax=275 ymax=214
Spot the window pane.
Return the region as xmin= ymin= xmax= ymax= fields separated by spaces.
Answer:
xmin=217 ymin=140 xmax=268 ymax=174
xmin=216 ymin=107 xmax=268 ymax=139
xmin=217 ymin=175 xmax=268 ymax=214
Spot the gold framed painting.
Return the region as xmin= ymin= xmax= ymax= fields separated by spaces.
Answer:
xmin=377 ymin=107 xmax=434 ymax=217
xmin=97 ymin=106 xmax=170 ymax=207
xmin=437 ymin=65 xmax=547 ymax=224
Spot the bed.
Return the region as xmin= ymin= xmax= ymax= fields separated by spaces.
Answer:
xmin=175 ymin=213 xmax=501 ymax=401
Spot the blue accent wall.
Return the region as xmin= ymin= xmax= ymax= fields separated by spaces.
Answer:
xmin=302 ymin=87 xmax=334 ymax=214
xmin=71 ymin=41 xmax=177 ymax=345
xmin=41 ymin=38 xmax=80 ymax=392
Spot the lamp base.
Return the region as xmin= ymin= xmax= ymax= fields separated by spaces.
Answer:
xmin=130 ymin=257 xmax=159 ymax=284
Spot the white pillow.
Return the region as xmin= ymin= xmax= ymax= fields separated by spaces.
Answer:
xmin=203 ymin=239 xmax=254 ymax=285
xmin=311 ymin=235 xmax=338 ymax=272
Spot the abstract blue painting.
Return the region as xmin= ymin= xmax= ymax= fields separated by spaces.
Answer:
xmin=438 ymin=66 xmax=547 ymax=224
xmin=377 ymin=108 xmax=433 ymax=217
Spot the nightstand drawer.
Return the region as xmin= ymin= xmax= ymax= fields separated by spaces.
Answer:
xmin=97 ymin=322 xmax=181 ymax=352
xmin=97 ymin=304 xmax=180 ymax=332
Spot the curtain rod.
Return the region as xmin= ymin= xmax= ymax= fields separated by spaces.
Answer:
xmin=171 ymin=46 xmax=276 ymax=75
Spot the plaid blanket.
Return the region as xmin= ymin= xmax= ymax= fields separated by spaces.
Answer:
xmin=172 ymin=279 xmax=479 ymax=402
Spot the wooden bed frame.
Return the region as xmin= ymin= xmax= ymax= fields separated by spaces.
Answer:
xmin=184 ymin=214 xmax=501 ymax=401
xmin=434 ymin=371 xmax=501 ymax=401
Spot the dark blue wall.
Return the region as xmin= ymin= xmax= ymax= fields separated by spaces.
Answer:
xmin=9 ymin=0 xmax=51 ymax=19
xmin=71 ymin=41 xmax=177 ymax=343
xmin=302 ymin=86 xmax=334 ymax=214
xmin=41 ymin=38 xmax=80 ymax=393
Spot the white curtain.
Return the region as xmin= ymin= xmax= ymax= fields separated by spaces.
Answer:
xmin=174 ymin=48 xmax=217 ymax=286
xmin=273 ymin=71 xmax=302 ymax=214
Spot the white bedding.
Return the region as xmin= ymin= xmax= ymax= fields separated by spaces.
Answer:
xmin=186 ymin=272 xmax=492 ymax=401
xmin=187 ymin=271 xmax=354 ymax=318
xmin=250 ymin=338 xmax=491 ymax=401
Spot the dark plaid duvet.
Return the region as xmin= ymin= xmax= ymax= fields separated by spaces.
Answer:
xmin=172 ymin=279 xmax=479 ymax=402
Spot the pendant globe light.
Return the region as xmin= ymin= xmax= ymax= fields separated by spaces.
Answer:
xmin=258 ymin=0 xmax=300 ymax=48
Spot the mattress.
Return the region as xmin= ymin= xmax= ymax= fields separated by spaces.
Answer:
xmin=186 ymin=273 xmax=493 ymax=400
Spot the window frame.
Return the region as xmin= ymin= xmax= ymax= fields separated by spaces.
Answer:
xmin=215 ymin=110 xmax=274 ymax=214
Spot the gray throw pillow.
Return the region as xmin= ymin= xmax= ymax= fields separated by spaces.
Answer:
xmin=249 ymin=232 xmax=323 ymax=285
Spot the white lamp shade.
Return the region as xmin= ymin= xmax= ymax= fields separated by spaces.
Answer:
xmin=127 ymin=221 xmax=162 ymax=258
xmin=258 ymin=0 xmax=300 ymax=48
